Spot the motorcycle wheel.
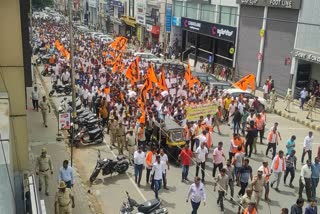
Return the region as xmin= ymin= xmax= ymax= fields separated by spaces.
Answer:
xmin=117 ymin=162 xmax=129 ymax=174
xmin=65 ymin=89 xmax=71 ymax=95
xmin=49 ymin=90 xmax=55 ymax=97
xmin=89 ymin=168 xmax=101 ymax=183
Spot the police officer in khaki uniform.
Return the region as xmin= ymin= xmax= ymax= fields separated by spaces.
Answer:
xmin=36 ymin=147 xmax=53 ymax=195
xmin=284 ymin=89 xmax=293 ymax=112
xmin=108 ymin=116 xmax=118 ymax=148
xmin=270 ymin=88 xmax=277 ymax=111
xmin=126 ymin=127 xmax=136 ymax=164
xmin=39 ymin=96 xmax=51 ymax=127
xmin=116 ymin=121 xmax=126 ymax=155
xmin=306 ymin=95 xmax=316 ymax=120
xmin=54 ymin=181 xmax=75 ymax=214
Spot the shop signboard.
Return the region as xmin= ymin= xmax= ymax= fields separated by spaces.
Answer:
xmin=135 ymin=0 xmax=146 ymax=25
xmin=109 ymin=0 xmax=122 ymax=7
xmin=236 ymin=0 xmax=301 ymax=9
xmin=181 ymin=17 xmax=237 ymax=42
xmin=185 ymin=103 xmax=218 ymax=121
xmin=165 ymin=4 xmax=173 ymax=32
xmin=293 ymin=50 xmax=320 ymax=63
xmin=172 ymin=16 xmax=181 ymax=27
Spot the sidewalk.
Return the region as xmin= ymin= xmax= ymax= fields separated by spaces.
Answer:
xmin=255 ymin=90 xmax=320 ymax=132
xmin=27 ymin=69 xmax=96 ymax=214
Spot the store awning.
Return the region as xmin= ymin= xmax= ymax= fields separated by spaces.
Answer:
xmin=121 ymin=16 xmax=136 ymax=28
xmin=151 ymin=26 xmax=160 ymax=35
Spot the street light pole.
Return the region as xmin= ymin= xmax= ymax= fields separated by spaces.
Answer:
xmin=68 ymin=0 xmax=76 ymax=167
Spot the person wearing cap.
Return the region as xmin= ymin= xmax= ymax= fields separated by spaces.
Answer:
xmin=150 ymin=155 xmax=165 ymax=199
xmin=116 ymin=121 xmax=126 ymax=155
xmin=284 ymin=89 xmax=293 ymax=112
xmin=270 ymin=88 xmax=277 ymax=111
xmin=54 ymin=181 xmax=75 ymax=214
xmin=108 ymin=116 xmax=118 ymax=148
xmin=306 ymin=95 xmax=316 ymax=120
xmin=126 ymin=127 xmax=136 ymax=164
xmin=251 ymin=169 xmax=265 ymax=207
xmin=39 ymin=96 xmax=51 ymax=128
xmin=36 ymin=147 xmax=53 ymax=196
xmin=305 ymin=198 xmax=317 ymax=214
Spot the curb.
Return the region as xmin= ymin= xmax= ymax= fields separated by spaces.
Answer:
xmin=35 ymin=65 xmax=98 ymax=214
xmin=273 ymin=108 xmax=320 ymax=132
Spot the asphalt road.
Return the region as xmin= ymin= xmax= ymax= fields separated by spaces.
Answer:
xmin=40 ymin=72 xmax=319 ymax=214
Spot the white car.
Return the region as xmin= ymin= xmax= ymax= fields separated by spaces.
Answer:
xmin=223 ymin=88 xmax=267 ymax=111
xmin=100 ymin=36 xmax=113 ymax=43
xmin=87 ymin=32 xmax=103 ymax=39
xmin=133 ymin=52 xmax=163 ymax=63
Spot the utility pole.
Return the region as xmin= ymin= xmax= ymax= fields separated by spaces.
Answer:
xmin=68 ymin=0 xmax=76 ymax=166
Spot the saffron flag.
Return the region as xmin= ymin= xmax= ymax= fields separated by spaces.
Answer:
xmin=233 ymin=74 xmax=256 ymax=91
xmin=146 ymin=64 xmax=158 ymax=83
xmin=158 ymin=67 xmax=168 ymax=91
xmin=104 ymin=87 xmax=110 ymax=94
xmin=125 ymin=57 xmax=140 ymax=85
xmin=184 ymin=64 xmax=192 ymax=81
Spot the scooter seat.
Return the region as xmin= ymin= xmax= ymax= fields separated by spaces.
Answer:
xmin=88 ymin=118 xmax=99 ymax=124
xmin=88 ymin=127 xmax=101 ymax=135
xmin=117 ymin=155 xmax=125 ymax=160
xmin=138 ymin=199 xmax=160 ymax=213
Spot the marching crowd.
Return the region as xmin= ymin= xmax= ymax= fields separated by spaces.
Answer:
xmin=32 ymin=14 xmax=320 ymax=214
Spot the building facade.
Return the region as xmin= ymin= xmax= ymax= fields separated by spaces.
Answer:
xmin=235 ymin=0 xmax=301 ymax=96
xmin=172 ymin=0 xmax=239 ymax=70
xmin=290 ymin=0 xmax=320 ymax=98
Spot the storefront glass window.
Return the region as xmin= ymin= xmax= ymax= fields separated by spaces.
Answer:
xmin=174 ymin=1 xmax=183 ymax=17
xmin=186 ymin=2 xmax=198 ymax=19
xmin=219 ymin=6 xmax=237 ymax=26
xmin=200 ymin=4 xmax=215 ymax=23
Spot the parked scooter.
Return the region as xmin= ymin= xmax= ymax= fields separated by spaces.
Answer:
xmin=89 ymin=150 xmax=129 ymax=183
xmin=120 ymin=191 xmax=168 ymax=214
xmin=49 ymin=83 xmax=72 ymax=97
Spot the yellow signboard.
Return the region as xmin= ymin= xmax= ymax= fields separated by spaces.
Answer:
xmin=260 ymin=29 xmax=265 ymax=37
xmin=185 ymin=103 xmax=218 ymax=121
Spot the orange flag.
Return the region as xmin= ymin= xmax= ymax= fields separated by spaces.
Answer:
xmin=140 ymin=78 xmax=152 ymax=104
xmin=158 ymin=67 xmax=168 ymax=91
xmin=102 ymin=51 xmax=107 ymax=56
xmin=139 ymin=110 xmax=146 ymax=124
xmin=104 ymin=87 xmax=110 ymax=94
xmin=146 ymin=64 xmax=158 ymax=83
xmin=184 ymin=64 xmax=192 ymax=81
xmin=120 ymin=92 xmax=125 ymax=101
xmin=125 ymin=57 xmax=140 ymax=85
xmin=233 ymin=74 xmax=256 ymax=91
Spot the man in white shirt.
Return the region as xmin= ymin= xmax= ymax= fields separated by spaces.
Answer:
xmin=298 ymin=160 xmax=312 ymax=201
xmin=301 ymin=131 xmax=314 ymax=164
xmin=160 ymin=149 xmax=170 ymax=190
xmin=270 ymin=150 xmax=286 ymax=192
xmin=204 ymin=114 xmax=212 ymax=126
xmin=300 ymin=87 xmax=308 ymax=110
xmin=150 ymin=155 xmax=166 ymax=199
xmin=186 ymin=176 xmax=206 ymax=213
xmin=133 ymin=146 xmax=145 ymax=187
xmin=195 ymin=142 xmax=208 ymax=183
xmin=31 ymin=86 xmax=39 ymax=111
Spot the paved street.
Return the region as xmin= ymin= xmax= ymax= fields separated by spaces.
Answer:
xmin=36 ymin=65 xmax=320 ymax=213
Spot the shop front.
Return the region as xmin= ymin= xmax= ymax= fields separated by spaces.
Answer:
xmin=121 ymin=16 xmax=137 ymax=38
xmin=180 ymin=17 xmax=237 ymax=69
xmin=291 ymin=50 xmax=320 ymax=98
xmin=146 ymin=24 xmax=160 ymax=44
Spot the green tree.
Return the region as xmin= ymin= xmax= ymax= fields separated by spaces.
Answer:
xmin=32 ymin=0 xmax=53 ymax=9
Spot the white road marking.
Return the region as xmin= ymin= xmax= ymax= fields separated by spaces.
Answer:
xmin=106 ymin=144 xmax=147 ymax=201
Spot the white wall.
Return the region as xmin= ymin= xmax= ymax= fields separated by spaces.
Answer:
xmin=311 ymin=63 xmax=320 ymax=81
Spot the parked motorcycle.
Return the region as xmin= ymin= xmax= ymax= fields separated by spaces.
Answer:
xmin=41 ymin=64 xmax=54 ymax=76
xmin=49 ymin=83 xmax=72 ymax=97
xmin=74 ymin=125 xmax=104 ymax=146
xmin=89 ymin=150 xmax=129 ymax=183
xmin=120 ymin=191 xmax=168 ymax=214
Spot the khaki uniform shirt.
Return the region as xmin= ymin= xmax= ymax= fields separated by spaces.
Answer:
xmin=55 ymin=188 xmax=73 ymax=207
xmin=252 ymin=176 xmax=265 ymax=192
xmin=109 ymin=121 xmax=118 ymax=133
xmin=39 ymin=100 xmax=50 ymax=112
xmin=126 ymin=134 xmax=136 ymax=146
xmin=116 ymin=126 xmax=126 ymax=137
xmin=37 ymin=155 xmax=53 ymax=173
